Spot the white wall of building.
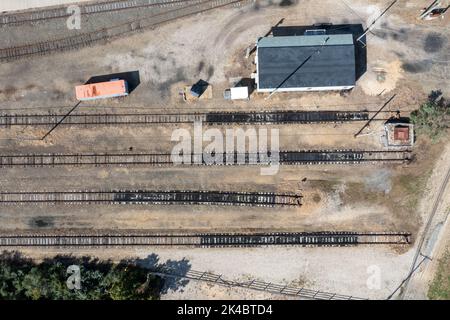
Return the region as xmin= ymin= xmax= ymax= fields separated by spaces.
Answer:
xmin=257 ymin=85 xmax=355 ymax=93
xmin=0 ymin=0 xmax=94 ymax=12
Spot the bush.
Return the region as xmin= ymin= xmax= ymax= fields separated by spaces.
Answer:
xmin=411 ymin=91 xmax=450 ymax=142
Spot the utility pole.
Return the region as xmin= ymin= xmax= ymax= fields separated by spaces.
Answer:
xmin=41 ymin=101 xmax=81 ymax=140
xmin=357 ymin=0 xmax=398 ymax=46
xmin=354 ymin=94 xmax=396 ymax=138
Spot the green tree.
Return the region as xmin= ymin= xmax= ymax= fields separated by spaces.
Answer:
xmin=0 ymin=252 xmax=166 ymax=300
xmin=411 ymin=91 xmax=450 ymax=142
xmin=21 ymin=267 xmax=47 ymax=300
xmin=0 ymin=263 xmax=26 ymax=299
xmin=103 ymin=265 xmax=161 ymax=300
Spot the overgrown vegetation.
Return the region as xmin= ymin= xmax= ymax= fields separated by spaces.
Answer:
xmin=428 ymin=248 xmax=450 ymax=300
xmin=0 ymin=252 xmax=176 ymax=300
xmin=393 ymin=170 xmax=432 ymax=211
xmin=411 ymin=91 xmax=450 ymax=142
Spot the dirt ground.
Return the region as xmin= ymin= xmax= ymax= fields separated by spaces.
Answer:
xmin=0 ymin=0 xmax=449 ymax=299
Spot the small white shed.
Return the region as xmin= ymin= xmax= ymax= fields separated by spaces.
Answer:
xmin=230 ymin=87 xmax=249 ymax=100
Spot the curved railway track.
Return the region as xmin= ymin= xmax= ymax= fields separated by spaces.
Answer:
xmin=0 ymin=110 xmax=370 ymax=127
xmin=0 ymin=232 xmax=411 ymax=247
xmin=0 ymin=0 xmax=249 ymax=61
xmin=0 ymin=190 xmax=302 ymax=207
xmin=0 ymin=0 xmax=194 ymax=25
xmin=0 ymin=150 xmax=412 ymax=167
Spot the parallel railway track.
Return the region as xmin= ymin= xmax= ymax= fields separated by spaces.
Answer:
xmin=0 ymin=232 xmax=412 ymax=247
xmin=0 ymin=190 xmax=302 ymax=207
xmin=0 ymin=150 xmax=412 ymax=167
xmin=0 ymin=0 xmax=249 ymax=61
xmin=0 ymin=0 xmax=195 ymax=25
xmin=0 ymin=110 xmax=370 ymax=127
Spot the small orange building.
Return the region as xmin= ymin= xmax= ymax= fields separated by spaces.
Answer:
xmin=75 ymin=79 xmax=128 ymax=101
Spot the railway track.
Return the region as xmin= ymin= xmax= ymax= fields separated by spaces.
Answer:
xmin=0 ymin=190 xmax=302 ymax=207
xmin=0 ymin=232 xmax=411 ymax=247
xmin=0 ymin=0 xmax=249 ymax=61
xmin=0 ymin=150 xmax=412 ymax=167
xmin=397 ymin=160 xmax=450 ymax=299
xmin=0 ymin=110 xmax=370 ymax=127
xmin=0 ymin=0 xmax=194 ymax=25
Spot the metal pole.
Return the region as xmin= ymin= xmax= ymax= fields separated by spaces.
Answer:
xmin=41 ymin=101 xmax=81 ymax=140
xmin=354 ymin=94 xmax=396 ymax=138
xmin=357 ymin=0 xmax=398 ymax=44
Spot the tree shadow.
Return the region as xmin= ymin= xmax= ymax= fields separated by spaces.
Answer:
xmin=133 ymin=253 xmax=191 ymax=295
xmin=85 ymin=70 xmax=141 ymax=94
xmin=0 ymin=250 xmax=34 ymax=267
xmin=271 ymin=23 xmax=367 ymax=81
xmin=427 ymin=90 xmax=448 ymax=107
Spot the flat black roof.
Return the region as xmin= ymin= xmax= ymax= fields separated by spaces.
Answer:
xmin=257 ymin=34 xmax=356 ymax=90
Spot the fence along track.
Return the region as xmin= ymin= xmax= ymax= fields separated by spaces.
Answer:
xmin=0 ymin=0 xmax=249 ymax=61
xmin=0 ymin=150 xmax=412 ymax=168
xmin=151 ymin=269 xmax=367 ymax=300
xmin=0 ymin=0 xmax=194 ymax=25
xmin=0 ymin=111 xmax=369 ymax=127
xmin=0 ymin=190 xmax=302 ymax=207
xmin=0 ymin=232 xmax=411 ymax=247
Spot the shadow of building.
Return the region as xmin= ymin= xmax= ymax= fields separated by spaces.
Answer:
xmin=235 ymin=78 xmax=256 ymax=95
xmin=85 ymin=70 xmax=141 ymax=94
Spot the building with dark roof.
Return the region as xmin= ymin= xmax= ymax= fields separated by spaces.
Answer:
xmin=255 ymin=33 xmax=356 ymax=92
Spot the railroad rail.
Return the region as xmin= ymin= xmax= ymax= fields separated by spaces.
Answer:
xmin=0 ymin=0 xmax=250 ymax=61
xmin=0 ymin=232 xmax=412 ymax=247
xmin=0 ymin=190 xmax=302 ymax=207
xmin=0 ymin=150 xmax=412 ymax=168
xmin=0 ymin=110 xmax=370 ymax=127
xmin=0 ymin=0 xmax=194 ymax=25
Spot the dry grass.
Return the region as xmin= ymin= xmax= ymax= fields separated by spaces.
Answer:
xmin=391 ymin=171 xmax=431 ymax=211
xmin=340 ymin=182 xmax=382 ymax=205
